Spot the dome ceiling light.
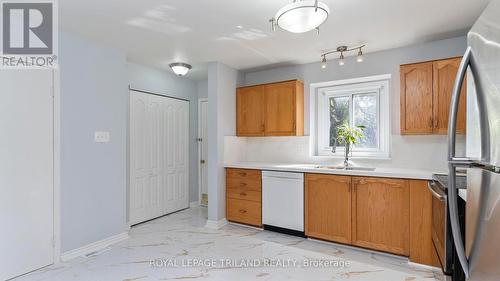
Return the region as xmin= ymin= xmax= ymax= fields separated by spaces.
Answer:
xmin=320 ymin=45 xmax=365 ymax=69
xmin=169 ymin=62 xmax=192 ymax=76
xmin=269 ymin=0 xmax=330 ymax=34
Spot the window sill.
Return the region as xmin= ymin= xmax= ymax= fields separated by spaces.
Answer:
xmin=311 ymin=154 xmax=392 ymax=161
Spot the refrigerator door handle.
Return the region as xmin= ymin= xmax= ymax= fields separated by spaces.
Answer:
xmin=447 ymin=165 xmax=470 ymax=278
xmin=447 ymin=47 xmax=474 ymax=279
xmin=448 ymin=46 xmax=473 ymax=162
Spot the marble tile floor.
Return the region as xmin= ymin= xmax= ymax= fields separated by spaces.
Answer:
xmin=14 ymin=207 xmax=443 ymax=281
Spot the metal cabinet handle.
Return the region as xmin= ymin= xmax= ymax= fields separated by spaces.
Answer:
xmin=239 ymin=172 xmax=247 ymax=177
xmin=239 ymin=209 xmax=247 ymax=214
xmin=427 ymin=181 xmax=446 ymax=201
xmin=353 ymin=179 xmax=365 ymax=185
xmin=240 ymin=192 xmax=247 ymax=196
xmin=240 ymin=182 xmax=247 ymax=187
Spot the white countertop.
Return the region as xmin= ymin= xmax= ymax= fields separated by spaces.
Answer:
xmin=224 ymin=162 xmax=439 ymax=180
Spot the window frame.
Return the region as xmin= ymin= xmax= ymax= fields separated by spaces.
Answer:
xmin=314 ymin=76 xmax=391 ymax=158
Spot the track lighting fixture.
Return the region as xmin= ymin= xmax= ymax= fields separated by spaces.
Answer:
xmin=320 ymin=45 xmax=365 ymax=68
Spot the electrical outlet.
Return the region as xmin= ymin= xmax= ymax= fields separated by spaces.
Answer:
xmin=94 ymin=131 xmax=110 ymax=143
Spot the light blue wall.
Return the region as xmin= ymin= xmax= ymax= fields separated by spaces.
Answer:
xmin=197 ymin=79 xmax=208 ymax=99
xmin=243 ymin=36 xmax=468 ymax=135
xmin=127 ymin=63 xmax=200 ymax=204
xmin=207 ymin=62 xmax=243 ymax=222
xmin=60 ymin=32 xmax=128 ymax=252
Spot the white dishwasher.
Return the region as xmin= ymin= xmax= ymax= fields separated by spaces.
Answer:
xmin=262 ymin=171 xmax=304 ymax=236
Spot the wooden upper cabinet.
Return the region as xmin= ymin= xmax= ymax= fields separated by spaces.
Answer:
xmin=237 ymin=80 xmax=304 ymax=137
xmin=351 ymin=177 xmax=410 ymax=255
xmin=305 ymin=174 xmax=352 ymax=244
xmin=264 ymin=80 xmax=304 ymax=136
xmin=400 ymin=57 xmax=467 ymax=135
xmin=433 ymin=58 xmax=467 ymax=134
xmin=400 ymin=62 xmax=434 ymax=134
xmin=236 ymin=85 xmax=265 ymax=136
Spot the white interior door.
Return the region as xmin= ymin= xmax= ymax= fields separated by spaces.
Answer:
xmin=129 ymin=91 xmax=189 ymax=225
xmin=0 ymin=69 xmax=54 ymax=280
xmin=199 ymin=99 xmax=208 ymax=206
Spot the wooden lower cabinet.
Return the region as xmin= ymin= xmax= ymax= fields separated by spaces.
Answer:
xmin=226 ymin=168 xmax=262 ymax=227
xmin=305 ymin=174 xmax=352 ymax=244
xmin=227 ymin=170 xmax=433 ymax=264
xmin=409 ymin=180 xmax=440 ymax=267
xmin=351 ymin=177 xmax=410 ymax=255
xmin=304 ymin=174 xmax=414 ymax=256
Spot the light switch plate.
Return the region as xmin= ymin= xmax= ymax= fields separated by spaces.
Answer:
xmin=94 ymin=131 xmax=110 ymax=143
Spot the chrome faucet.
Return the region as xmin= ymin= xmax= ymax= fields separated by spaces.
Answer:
xmin=331 ymin=138 xmax=351 ymax=167
xmin=343 ymin=142 xmax=351 ymax=167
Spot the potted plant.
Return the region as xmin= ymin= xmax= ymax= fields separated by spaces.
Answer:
xmin=334 ymin=122 xmax=366 ymax=167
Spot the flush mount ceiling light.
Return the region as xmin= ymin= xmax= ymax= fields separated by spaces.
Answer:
xmin=269 ymin=0 xmax=330 ymax=34
xmin=320 ymin=45 xmax=365 ymax=69
xmin=169 ymin=62 xmax=192 ymax=76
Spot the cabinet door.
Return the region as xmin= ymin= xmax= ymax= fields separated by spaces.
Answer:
xmin=352 ymin=177 xmax=410 ymax=255
xmin=264 ymin=81 xmax=297 ymax=136
xmin=305 ymin=174 xmax=352 ymax=244
xmin=237 ymin=86 xmax=265 ymax=136
xmin=409 ymin=180 xmax=439 ymax=266
xmin=433 ymin=58 xmax=467 ymax=134
xmin=400 ymin=62 xmax=434 ymax=134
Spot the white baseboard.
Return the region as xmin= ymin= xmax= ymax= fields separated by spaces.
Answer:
xmin=307 ymin=238 xmax=408 ymax=261
xmin=205 ymin=218 xmax=228 ymax=229
xmin=61 ymin=232 xmax=129 ymax=261
xmin=407 ymin=261 xmax=441 ymax=271
xmin=228 ymin=222 xmax=263 ymax=230
xmin=189 ymin=201 xmax=199 ymax=208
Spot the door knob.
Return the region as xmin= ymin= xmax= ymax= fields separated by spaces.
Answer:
xmin=200 ymin=159 xmax=206 ymax=164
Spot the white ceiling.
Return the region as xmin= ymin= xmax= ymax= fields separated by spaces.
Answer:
xmin=60 ymin=0 xmax=490 ymax=80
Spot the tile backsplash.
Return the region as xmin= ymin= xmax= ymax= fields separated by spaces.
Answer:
xmin=224 ymin=134 xmax=466 ymax=172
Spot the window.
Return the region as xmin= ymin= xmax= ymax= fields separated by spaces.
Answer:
xmin=314 ymin=76 xmax=390 ymax=158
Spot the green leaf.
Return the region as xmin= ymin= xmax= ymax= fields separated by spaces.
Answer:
xmin=336 ymin=121 xmax=366 ymax=146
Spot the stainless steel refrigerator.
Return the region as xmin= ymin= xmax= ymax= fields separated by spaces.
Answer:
xmin=448 ymin=0 xmax=500 ymax=280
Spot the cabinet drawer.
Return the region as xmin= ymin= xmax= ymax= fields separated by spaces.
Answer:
xmin=226 ymin=168 xmax=261 ymax=191
xmin=227 ymin=186 xmax=261 ymax=202
xmin=226 ymin=177 xmax=261 ymax=191
xmin=226 ymin=168 xmax=261 ymax=180
xmin=227 ymin=198 xmax=261 ymax=227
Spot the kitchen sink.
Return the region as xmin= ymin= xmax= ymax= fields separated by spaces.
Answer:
xmin=314 ymin=165 xmax=376 ymax=171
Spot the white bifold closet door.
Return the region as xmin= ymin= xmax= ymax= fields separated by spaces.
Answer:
xmin=129 ymin=90 xmax=189 ymax=225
